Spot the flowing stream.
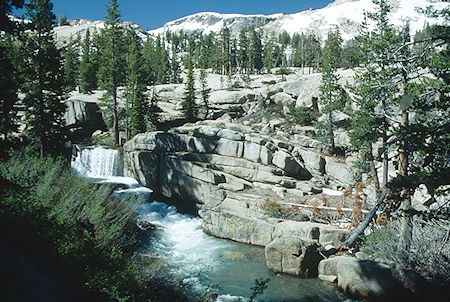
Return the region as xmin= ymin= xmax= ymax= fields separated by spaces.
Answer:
xmin=71 ymin=146 xmax=344 ymax=301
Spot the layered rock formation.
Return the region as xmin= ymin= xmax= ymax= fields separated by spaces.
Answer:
xmin=124 ymin=121 xmax=353 ymax=276
xmin=65 ymin=99 xmax=106 ymax=141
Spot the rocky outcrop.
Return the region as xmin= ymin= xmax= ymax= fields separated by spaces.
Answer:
xmin=318 ymin=256 xmax=402 ymax=300
xmin=65 ymin=99 xmax=106 ymax=140
xmin=124 ymin=122 xmax=354 ymax=278
xmin=265 ymin=235 xmax=321 ymax=277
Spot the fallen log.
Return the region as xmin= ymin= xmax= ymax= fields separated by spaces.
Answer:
xmin=344 ymin=188 xmax=390 ymax=248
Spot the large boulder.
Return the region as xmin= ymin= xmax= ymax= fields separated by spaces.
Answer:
xmin=209 ymin=90 xmax=254 ymax=105
xmin=272 ymin=150 xmax=311 ymax=179
xmin=200 ymin=210 xmax=274 ymax=246
xmin=337 ymin=256 xmax=400 ymax=300
xmin=265 ymin=235 xmax=321 ymax=277
xmin=273 ymin=221 xmax=350 ymax=247
xmin=271 ymin=92 xmax=296 ymax=106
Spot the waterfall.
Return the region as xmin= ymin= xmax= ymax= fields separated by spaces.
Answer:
xmin=71 ymin=146 xmax=123 ymax=178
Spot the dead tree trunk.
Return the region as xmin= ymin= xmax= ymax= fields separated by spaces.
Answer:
xmin=345 ymin=189 xmax=390 ymax=248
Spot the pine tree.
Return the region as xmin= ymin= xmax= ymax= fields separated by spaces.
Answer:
xmin=22 ymin=0 xmax=67 ymax=157
xmin=63 ymin=37 xmax=80 ymax=91
xmin=238 ymin=28 xmax=249 ymax=73
xmin=124 ymin=32 xmax=148 ymax=139
xmin=169 ymin=45 xmax=182 ymax=84
xmin=153 ymin=35 xmax=170 ymax=84
xmin=182 ymin=41 xmax=198 ymax=122
xmin=316 ymin=27 xmax=343 ymax=155
xmin=98 ymin=0 xmax=126 ymax=146
xmin=79 ymin=29 xmax=97 ymax=93
xmin=350 ymin=0 xmax=400 ymax=187
xmin=142 ymin=37 xmax=156 ymax=85
xmin=199 ymin=68 xmax=210 ymax=119
xmin=220 ymin=23 xmax=231 ymax=75
xmin=0 ymin=0 xmax=24 ymax=154
xmin=248 ymin=27 xmax=263 ymax=73
xmin=0 ymin=0 xmax=24 ymax=33
xmin=390 ymin=5 xmax=450 ymax=249
xmin=263 ymin=39 xmax=276 ymax=73
xmin=0 ymin=33 xmax=20 ymax=146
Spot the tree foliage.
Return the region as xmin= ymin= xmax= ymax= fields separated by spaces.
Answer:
xmin=22 ymin=0 xmax=67 ymax=157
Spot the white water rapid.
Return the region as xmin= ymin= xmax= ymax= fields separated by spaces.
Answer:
xmin=71 ymin=146 xmax=343 ymax=302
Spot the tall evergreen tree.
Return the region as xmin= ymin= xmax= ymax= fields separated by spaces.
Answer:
xmin=182 ymin=41 xmax=198 ymax=122
xmin=153 ymin=35 xmax=170 ymax=84
xmin=0 ymin=33 xmax=20 ymax=146
xmin=98 ymin=0 xmax=126 ymax=146
xmin=0 ymin=0 xmax=24 ymax=154
xmin=350 ymin=1 xmax=400 ymax=187
xmin=79 ymin=29 xmax=97 ymax=93
xmin=237 ymin=28 xmax=249 ymax=73
xmin=0 ymin=0 xmax=24 ymax=33
xmin=169 ymin=45 xmax=182 ymax=84
xmin=316 ymin=27 xmax=344 ymax=155
xmin=142 ymin=37 xmax=156 ymax=85
xmin=22 ymin=0 xmax=67 ymax=157
xmin=220 ymin=23 xmax=231 ymax=75
xmin=199 ymin=68 xmax=210 ymax=119
xmin=248 ymin=27 xmax=263 ymax=73
xmin=63 ymin=37 xmax=80 ymax=91
xmin=124 ymin=32 xmax=148 ymax=139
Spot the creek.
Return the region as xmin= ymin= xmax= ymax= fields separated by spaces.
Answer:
xmin=71 ymin=145 xmax=344 ymax=301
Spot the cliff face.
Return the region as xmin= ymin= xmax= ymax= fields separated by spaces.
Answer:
xmin=123 ymin=122 xmax=353 ymax=275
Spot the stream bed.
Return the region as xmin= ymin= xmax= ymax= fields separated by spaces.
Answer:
xmin=72 ymin=146 xmax=345 ymax=301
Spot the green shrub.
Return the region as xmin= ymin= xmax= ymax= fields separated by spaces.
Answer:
xmin=0 ymin=151 xmax=147 ymax=300
xmin=289 ymin=104 xmax=317 ymax=125
xmin=361 ymin=220 xmax=450 ymax=286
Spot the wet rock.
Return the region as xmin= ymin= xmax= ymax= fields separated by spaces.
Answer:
xmin=319 ymin=274 xmax=337 ymax=283
xmin=265 ymin=235 xmax=321 ymax=277
xmin=337 ymin=256 xmax=400 ymax=300
xmin=136 ymin=219 xmax=157 ymax=230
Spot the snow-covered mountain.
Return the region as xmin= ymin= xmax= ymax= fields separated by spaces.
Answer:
xmin=149 ymin=0 xmax=447 ymax=40
xmin=54 ymin=19 xmax=149 ymax=45
xmin=52 ymin=0 xmax=446 ymax=44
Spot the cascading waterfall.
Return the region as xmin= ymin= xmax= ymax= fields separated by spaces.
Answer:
xmin=72 ymin=146 xmax=123 ymax=178
xmin=71 ymin=146 xmax=342 ymax=301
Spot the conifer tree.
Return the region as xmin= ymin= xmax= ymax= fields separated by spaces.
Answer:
xmin=169 ymin=45 xmax=182 ymax=84
xmin=350 ymin=0 xmax=400 ymax=187
xmin=220 ymin=23 xmax=231 ymax=75
xmin=98 ymin=0 xmax=126 ymax=146
xmin=63 ymin=37 xmax=80 ymax=91
xmin=22 ymin=0 xmax=67 ymax=157
xmin=153 ymin=36 xmax=170 ymax=84
xmin=0 ymin=0 xmax=23 ymax=153
xmin=0 ymin=33 xmax=20 ymax=145
xmin=124 ymin=32 xmax=148 ymax=138
xmin=316 ymin=28 xmax=343 ymax=155
xmin=199 ymin=68 xmax=210 ymax=119
xmin=248 ymin=27 xmax=263 ymax=73
xmin=142 ymin=37 xmax=156 ymax=85
xmin=182 ymin=41 xmax=198 ymax=122
xmin=0 ymin=0 xmax=24 ymax=33
xmin=263 ymin=39 xmax=276 ymax=73
xmin=238 ymin=28 xmax=249 ymax=73
xmin=79 ymin=29 xmax=97 ymax=93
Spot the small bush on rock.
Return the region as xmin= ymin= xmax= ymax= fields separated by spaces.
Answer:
xmin=361 ymin=220 xmax=450 ymax=287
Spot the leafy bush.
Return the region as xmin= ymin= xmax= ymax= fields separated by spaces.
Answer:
xmin=361 ymin=220 xmax=450 ymax=286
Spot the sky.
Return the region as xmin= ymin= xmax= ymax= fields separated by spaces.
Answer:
xmin=16 ymin=0 xmax=335 ymax=30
